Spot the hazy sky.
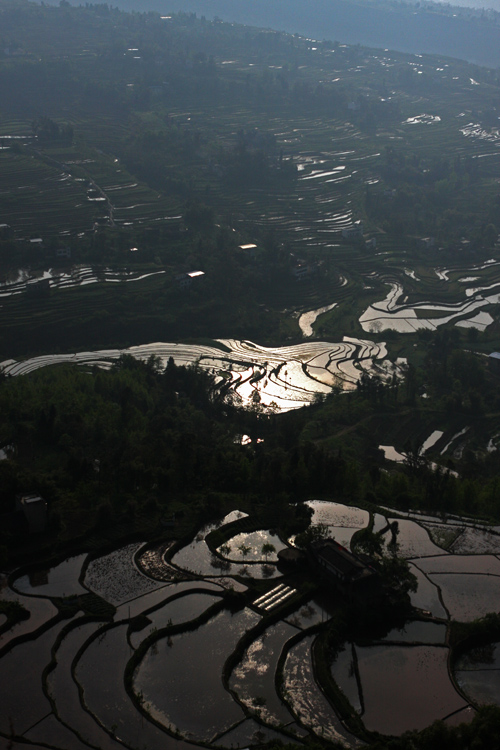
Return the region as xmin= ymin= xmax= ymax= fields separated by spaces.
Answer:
xmin=408 ymin=0 xmax=500 ymax=10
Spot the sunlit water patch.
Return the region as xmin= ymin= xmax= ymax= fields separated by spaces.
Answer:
xmin=282 ymin=635 xmax=362 ymax=746
xmin=0 ymin=266 xmax=165 ymax=297
xmin=420 ymin=430 xmax=444 ymax=454
xmin=298 ymin=303 xmax=337 ymax=337
xmin=1 ymin=337 xmax=396 ymax=412
xmin=292 ymin=500 xmax=369 ymax=550
xmin=171 ymin=511 xmax=280 ymax=579
xmin=450 ymin=526 xmax=500 ymax=555
xmin=359 ymin=281 xmax=498 ymax=333
xmin=404 ymin=114 xmax=441 ymax=125
xmin=460 ymin=123 xmax=500 ymax=144
xmin=218 ymin=530 xmax=285 ymax=563
xmin=306 ymin=500 xmax=369 ymax=529
xmin=230 ymin=620 xmax=299 ymax=727
xmin=455 ymin=311 xmax=494 ymax=331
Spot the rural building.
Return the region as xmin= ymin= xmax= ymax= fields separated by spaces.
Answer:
xmin=342 ymin=221 xmax=364 ymax=240
xmin=176 ymin=270 xmax=205 ymax=289
xmin=291 ymin=260 xmax=317 ymax=281
xmin=238 ymin=243 xmax=257 ymax=259
xmin=488 ymin=352 xmax=500 ymax=375
xmin=15 ymin=494 xmax=48 ymax=533
xmin=419 ymin=237 xmax=435 ymax=250
xmin=311 ymin=539 xmax=375 ymax=590
xmin=55 ymin=246 xmax=71 ymax=259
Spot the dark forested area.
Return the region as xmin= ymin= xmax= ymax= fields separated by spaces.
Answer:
xmin=2 ymin=354 xmax=500 ymax=568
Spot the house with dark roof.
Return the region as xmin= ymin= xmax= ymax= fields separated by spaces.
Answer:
xmin=310 ymin=539 xmax=375 ymax=592
xmin=175 ymin=270 xmax=205 ymax=289
xmin=15 ymin=494 xmax=47 ymax=533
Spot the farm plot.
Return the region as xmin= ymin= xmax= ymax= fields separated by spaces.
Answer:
xmin=46 ymin=619 xmax=124 ymax=750
xmin=282 ymin=635 xmax=363 ymax=747
xmin=83 ymin=542 xmax=165 ymax=605
xmin=133 ymin=608 xmax=261 ymax=742
xmin=0 ymin=151 xmax=96 ymax=236
xmin=75 ymin=623 xmax=185 ymax=750
xmin=455 ymin=643 xmax=500 ymax=708
xmin=12 ymin=553 xmax=88 ymax=598
xmin=229 ymin=620 xmax=301 ymax=729
xmin=359 ymin=263 xmax=500 ymax=334
xmin=355 ymin=644 xmax=467 ymax=735
xmin=1 ymin=335 xmax=398 ymax=411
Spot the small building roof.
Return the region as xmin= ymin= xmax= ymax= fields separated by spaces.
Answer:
xmin=312 ymin=539 xmax=374 ymax=585
xmin=489 ymin=352 xmax=500 ymax=360
xmin=22 ymin=494 xmax=44 ymax=504
xmin=187 ymin=271 xmax=205 ymax=278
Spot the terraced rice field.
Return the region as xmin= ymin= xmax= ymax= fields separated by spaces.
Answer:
xmin=2 ymin=502 xmax=500 ymax=746
xmin=359 ymin=260 xmax=500 ymax=333
xmin=0 ymin=335 xmax=400 ymax=411
xmin=0 ymin=129 xmax=182 ymax=237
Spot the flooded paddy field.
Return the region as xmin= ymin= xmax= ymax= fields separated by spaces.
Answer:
xmin=0 ymin=266 xmax=167 ymax=298
xmin=83 ymin=542 xmax=165 ymax=605
xmin=12 ymin=554 xmax=88 ymax=598
xmin=1 ymin=336 xmax=398 ymax=411
xmin=1 ymin=502 xmax=500 ymax=746
xmin=356 ymin=644 xmax=468 ymax=734
xmin=47 ymin=619 xmax=125 ymax=750
xmin=229 ymin=620 xmax=301 ymax=728
xmin=455 ymin=643 xmax=500 ymax=707
xmin=75 ymin=622 xmax=186 ymax=750
xmin=134 ymin=609 xmax=261 ymax=742
xmin=0 ymin=142 xmax=181 ymax=238
xmin=217 ymin=530 xmax=286 ymax=563
xmin=283 ymin=635 xmax=363 ymax=746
